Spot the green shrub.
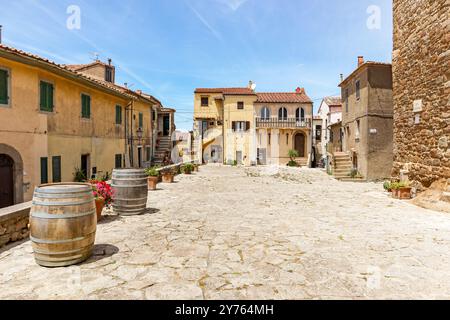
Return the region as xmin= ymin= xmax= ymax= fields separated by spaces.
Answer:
xmin=181 ymin=163 xmax=194 ymax=173
xmin=383 ymin=181 xmax=392 ymax=191
xmin=288 ymin=149 xmax=299 ymax=161
xmin=287 ymin=160 xmax=298 ymax=167
xmin=73 ymin=167 xmax=86 ymax=182
xmin=145 ymin=167 xmax=160 ymax=177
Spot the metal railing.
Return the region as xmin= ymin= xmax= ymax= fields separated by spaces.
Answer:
xmin=256 ymin=117 xmax=311 ymax=129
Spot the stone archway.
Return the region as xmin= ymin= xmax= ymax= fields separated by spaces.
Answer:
xmin=0 ymin=144 xmax=24 ymax=207
xmin=294 ymin=132 xmax=306 ymax=158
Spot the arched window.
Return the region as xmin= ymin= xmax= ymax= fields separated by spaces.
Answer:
xmin=296 ymin=108 xmax=305 ymax=121
xmin=261 ymin=107 xmax=270 ymax=120
xmin=278 ymin=107 xmax=288 ymax=121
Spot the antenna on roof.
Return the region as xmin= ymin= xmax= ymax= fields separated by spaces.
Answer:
xmin=90 ymin=52 xmax=100 ymax=61
xmin=0 ymin=25 xmax=3 ymax=44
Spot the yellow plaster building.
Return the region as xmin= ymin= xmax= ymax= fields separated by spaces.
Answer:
xmin=193 ymin=84 xmax=313 ymax=167
xmin=0 ymin=44 xmax=167 ymax=208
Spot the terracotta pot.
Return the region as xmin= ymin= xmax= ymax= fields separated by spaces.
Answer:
xmin=183 ymin=169 xmax=192 ymax=175
xmin=162 ymin=173 xmax=174 ymax=183
xmin=147 ymin=176 xmax=159 ymax=190
xmin=392 ymin=189 xmax=399 ymax=199
xmin=398 ymin=187 xmax=412 ymax=200
xmin=95 ymin=198 xmax=105 ymax=222
xmin=194 ymin=166 xmax=199 ymax=172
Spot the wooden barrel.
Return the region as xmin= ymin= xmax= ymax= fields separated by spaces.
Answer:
xmin=112 ymin=169 xmax=148 ymax=216
xmin=30 ymin=183 xmax=96 ymax=268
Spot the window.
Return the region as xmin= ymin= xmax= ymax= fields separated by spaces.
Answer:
xmin=105 ymin=66 xmax=114 ymax=82
xmin=146 ymin=146 xmax=151 ymax=162
xmin=81 ymin=94 xmax=91 ymax=119
xmin=268 ymin=133 xmax=271 ymax=145
xmin=0 ymin=68 xmax=9 ymax=105
xmin=286 ymin=133 xmax=289 ymax=145
xmin=40 ymin=81 xmax=54 ymax=112
xmin=201 ymin=97 xmax=209 ymax=107
xmin=355 ymin=80 xmax=360 ymax=101
xmin=52 ymin=156 xmax=61 ymax=183
xmin=115 ymin=105 xmax=122 ymax=124
xmin=139 ymin=112 xmax=144 ymax=128
xmin=152 ymin=110 xmax=156 ymax=122
xmin=40 ymin=157 xmax=48 ymax=184
xmin=278 ymin=107 xmax=288 ymax=121
xmin=237 ymin=101 xmax=244 ymax=110
xmin=296 ymin=108 xmax=305 ymax=121
xmin=115 ymin=154 xmax=123 ymax=169
xmin=345 ymin=89 xmax=349 ymax=112
xmin=261 ymin=107 xmax=270 ymax=120
xmin=356 ymin=120 xmax=361 ymax=140
xmin=232 ymin=121 xmax=250 ymax=132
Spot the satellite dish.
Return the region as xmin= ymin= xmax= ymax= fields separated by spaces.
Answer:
xmin=251 ymin=83 xmax=257 ymax=91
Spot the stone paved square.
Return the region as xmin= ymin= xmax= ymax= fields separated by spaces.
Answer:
xmin=1 ymin=166 xmax=450 ymax=300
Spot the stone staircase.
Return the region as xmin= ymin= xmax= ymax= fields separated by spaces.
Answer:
xmin=332 ymin=152 xmax=353 ymax=180
xmin=154 ymin=136 xmax=172 ymax=165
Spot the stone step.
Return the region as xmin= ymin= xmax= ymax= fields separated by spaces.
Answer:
xmin=442 ymin=192 xmax=450 ymax=203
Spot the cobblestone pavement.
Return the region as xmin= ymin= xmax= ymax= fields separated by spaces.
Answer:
xmin=1 ymin=165 xmax=450 ymax=300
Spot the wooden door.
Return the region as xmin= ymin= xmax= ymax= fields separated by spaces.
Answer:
xmin=295 ymin=133 xmax=306 ymax=157
xmin=0 ymin=154 xmax=14 ymax=208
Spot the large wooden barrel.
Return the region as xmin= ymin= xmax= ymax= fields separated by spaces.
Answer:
xmin=30 ymin=183 xmax=96 ymax=268
xmin=112 ymin=169 xmax=148 ymax=216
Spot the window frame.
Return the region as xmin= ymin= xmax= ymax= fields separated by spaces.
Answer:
xmin=261 ymin=106 xmax=270 ymax=120
xmin=81 ymin=93 xmax=91 ymax=119
xmin=296 ymin=107 xmax=305 ymax=121
xmin=0 ymin=67 xmax=11 ymax=107
xmin=115 ymin=154 xmax=123 ymax=169
xmin=278 ymin=107 xmax=288 ymax=121
xmin=237 ymin=101 xmax=244 ymax=110
xmin=115 ymin=105 xmax=123 ymax=125
xmin=201 ymin=96 xmax=209 ymax=107
xmin=355 ymin=80 xmax=361 ymax=101
xmin=39 ymin=80 xmax=55 ymax=113
xmin=40 ymin=157 xmax=48 ymax=184
xmin=345 ymin=88 xmax=349 ymax=113
xmin=139 ymin=112 xmax=144 ymax=129
xmin=52 ymin=156 xmax=62 ymax=183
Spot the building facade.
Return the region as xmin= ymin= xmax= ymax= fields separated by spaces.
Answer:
xmin=339 ymin=57 xmax=394 ymax=181
xmin=392 ymin=0 xmax=450 ymax=189
xmin=318 ymin=96 xmax=342 ymax=160
xmin=0 ymin=45 xmax=164 ymax=208
xmin=193 ymin=85 xmax=314 ymax=167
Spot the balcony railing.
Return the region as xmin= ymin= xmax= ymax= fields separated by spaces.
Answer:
xmin=256 ymin=117 xmax=312 ymax=129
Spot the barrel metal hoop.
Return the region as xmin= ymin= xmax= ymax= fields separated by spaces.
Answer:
xmin=30 ymin=232 xmax=96 ymax=245
xmin=33 ymin=192 xmax=92 ymax=199
xmin=111 ymin=184 xmax=148 ymax=188
xmin=32 ymin=244 xmax=95 ymax=255
xmin=113 ymin=196 xmax=148 ymax=201
xmin=31 ymin=209 xmax=96 ymax=220
xmin=32 ymin=199 xmax=94 ymax=207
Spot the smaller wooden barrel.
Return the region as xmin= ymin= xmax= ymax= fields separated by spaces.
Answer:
xmin=112 ymin=169 xmax=148 ymax=216
xmin=30 ymin=183 xmax=96 ymax=268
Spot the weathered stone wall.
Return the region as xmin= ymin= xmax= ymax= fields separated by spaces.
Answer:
xmin=392 ymin=0 xmax=450 ymax=189
xmin=0 ymin=202 xmax=31 ymax=248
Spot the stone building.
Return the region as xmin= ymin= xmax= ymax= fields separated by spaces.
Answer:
xmin=0 ymin=44 xmax=167 ymax=208
xmin=339 ymin=56 xmax=393 ymax=181
xmin=392 ymin=0 xmax=450 ymax=189
xmin=193 ymin=84 xmax=314 ymax=167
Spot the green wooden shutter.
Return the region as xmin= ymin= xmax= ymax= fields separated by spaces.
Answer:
xmin=40 ymin=157 xmax=48 ymax=184
xmin=115 ymin=154 xmax=122 ymax=168
xmin=87 ymin=95 xmax=91 ymax=118
xmin=0 ymin=69 xmax=8 ymax=104
xmin=47 ymin=83 xmax=53 ymax=112
xmin=139 ymin=113 xmax=143 ymax=128
xmin=52 ymin=156 xmax=61 ymax=183
xmin=116 ymin=105 xmax=122 ymax=124
xmin=40 ymin=82 xmax=46 ymax=110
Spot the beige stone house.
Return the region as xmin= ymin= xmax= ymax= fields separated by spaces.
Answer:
xmin=339 ymin=57 xmax=393 ymax=180
xmin=392 ymin=0 xmax=450 ymax=189
xmin=193 ymin=84 xmax=314 ymax=167
xmin=0 ymin=44 xmax=166 ymax=208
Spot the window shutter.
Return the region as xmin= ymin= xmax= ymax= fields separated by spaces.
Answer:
xmin=87 ymin=95 xmax=91 ymax=118
xmin=139 ymin=113 xmax=143 ymax=128
xmin=40 ymin=82 xmax=46 ymax=110
xmin=40 ymin=157 xmax=48 ymax=184
xmin=47 ymin=83 xmax=54 ymax=112
xmin=0 ymin=70 xmax=8 ymax=104
xmin=232 ymin=121 xmax=236 ymax=131
xmin=52 ymin=156 xmax=61 ymax=183
xmin=246 ymin=121 xmax=251 ymax=131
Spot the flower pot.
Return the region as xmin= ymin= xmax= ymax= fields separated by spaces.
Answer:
xmin=398 ymin=187 xmax=412 ymax=200
xmin=162 ymin=173 xmax=174 ymax=183
xmin=183 ymin=169 xmax=192 ymax=175
xmin=95 ymin=198 xmax=105 ymax=222
xmin=194 ymin=166 xmax=199 ymax=172
xmin=147 ymin=176 xmax=159 ymax=190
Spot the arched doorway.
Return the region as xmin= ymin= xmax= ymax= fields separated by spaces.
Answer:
xmin=0 ymin=144 xmax=24 ymax=207
xmin=294 ymin=133 xmax=306 ymax=158
xmin=0 ymin=154 xmax=14 ymax=208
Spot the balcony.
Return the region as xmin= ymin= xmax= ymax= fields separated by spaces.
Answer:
xmin=256 ymin=117 xmax=311 ymax=129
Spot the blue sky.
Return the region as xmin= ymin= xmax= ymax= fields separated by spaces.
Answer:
xmin=0 ymin=0 xmax=392 ymax=131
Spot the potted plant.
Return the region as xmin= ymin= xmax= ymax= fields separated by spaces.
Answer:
xmin=390 ymin=182 xmax=400 ymax=199
xmin=90 ymin=180 xmax=113 ymax=222
xmin=161 ymin=168 xmax=175 ymax=183
xmin=398 ymin=182 xmax=412 ymax=200
xmin=181 ymin=163 xmax=194 ymax=175
xmin=145 ymin=167 xmax=160 ymax=191
xmin=287 ymin=150 xmax=299 ymax=167
xmin=383 ymin=181 xmax=393 ymax=193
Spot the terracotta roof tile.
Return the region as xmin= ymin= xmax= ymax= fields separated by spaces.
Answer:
xmin=324 ymin=96 xmax=342 ymax=106
xmin=195 ymin=87 xmax=255 ymax=95
xmin=256 ymin=92 xmax=312 ymax=104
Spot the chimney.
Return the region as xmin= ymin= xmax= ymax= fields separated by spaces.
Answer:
xmin=0 ymin=25 xmax=3 ymax=44
xmin=295 ymin=87 xmax=304 ymax=94
xmin=358 ymin=56 xmax=364 ymax=67
xmin=136 ymin=90 xmax=142 ymax=95
xmin=124 ymin=83 xmax=128 ymax=88
xmin=340 ymin=74 xmax=344 ymax=82
xmin=108 ymin=58 xmax=112 ymax=66
xmin=248 ymin=80 xmax=253 ymax=89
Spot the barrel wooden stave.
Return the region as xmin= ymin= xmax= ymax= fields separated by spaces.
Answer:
xmin=112 ymin=169 xmax=148 ymax=216
xmin=30 ymin=184 xmax=96 ymax=268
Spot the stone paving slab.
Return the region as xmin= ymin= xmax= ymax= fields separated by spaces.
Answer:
xmin=1 ymin=166 xmax=450 ymax=299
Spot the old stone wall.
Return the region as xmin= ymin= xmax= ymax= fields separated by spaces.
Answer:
xmin=392 ymin=0 xmax=450 ymax=189
xmin=0 ymin=202 xmax=31 ymax=248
